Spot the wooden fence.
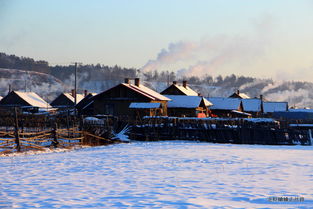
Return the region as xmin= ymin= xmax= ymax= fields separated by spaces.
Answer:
xmin=0 ymin=127 xmax=116 ymax=155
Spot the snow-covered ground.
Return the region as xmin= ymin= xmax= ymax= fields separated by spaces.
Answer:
xmin=1 ymin=142 xmax=313 ymax=208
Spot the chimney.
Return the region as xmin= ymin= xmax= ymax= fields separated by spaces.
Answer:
xmin=124 ymin=78 xmax=130 ymax=84
xmin=8 ymin=84 xmax=12 ymax=94
xmin=71 ymin=89 xmax=76 ymax=97
xmin=183 ymin=80 xmax=187 ymax=88
xmin=260 ymin=94 xmax=263 ymax=101
xmin=236 ymin=89 xmax=240 ymax=95
xmin=135 ymin=78 xmax=140 ymax=87
xmin=173 ymin=81 xmax=177 ymax=85
xmin=84 ymin=90 xmax=88 ymax=97
xmin=198 ymin=93 xmax=201 ymax=96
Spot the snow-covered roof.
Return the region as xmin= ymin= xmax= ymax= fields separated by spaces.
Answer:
xmin=63 ymin=93 xmax=85 ymax=103
xmin=122 ymin=83 xmax=171 ymax=101
xmin=14 ymin=91 xmax=51 ymax=108
xmin=173 ymin=84 xmax=198 ymax=96
xmin=263 ymin=102 xmax=288 ymax=113
xmin=242 ymin=99 xmax=262 ymax=112
xmin=238 ymin=93 xmax=250 ymax=99
xmin=129 ymin=102 xmax=161 ymax=109
xmin=288 ymin=108 xmax=313 ymax=113
xmin=206 ymin=97 xmax=241 ymax=110
xmin=166 ymin=95 xmax=212 ymax=108
xmin=229 ymin=92 xmax=250 ymax=99
xmin=231 ymin=110 xmax=251 ymax=116
xmin=143 ymin=116 xmax=278 ymax=123
xmin=243 ymin=118 xmax=277 ymax=123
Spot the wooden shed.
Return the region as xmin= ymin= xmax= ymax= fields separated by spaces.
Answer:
xmin=166 ymin=95 xmax=212 ymax=117
xmin=206 ymin=97 xmax=249 ymax=118
xmin=263 ymin=101 xmax=288 ymax=117
xmin=50 ymin=90 xmax=84 ymax=108
xmin=241 ymin=98 xmax=263 ymax=117
xmin=161 ymin=81 xmax=198 ymax=96
xmin=92 ymin=78 xmax=170 ymax=119
xmin=75 ymin=92 xmax=97 ymax=116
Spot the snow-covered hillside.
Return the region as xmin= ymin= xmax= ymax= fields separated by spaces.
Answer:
xmin=3 ymin=67 xmax=313 ymax=108
xmin=1 ymin=142 xmax=312 ymax=208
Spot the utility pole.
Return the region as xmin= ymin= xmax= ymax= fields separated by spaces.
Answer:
xmin=74 ymin=62 xmax=77 ymax=107
xmin=72 ymin=62 xmax=82 ymax=116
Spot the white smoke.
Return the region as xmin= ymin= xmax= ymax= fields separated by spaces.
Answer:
xmin=0 ymin=68 xmax=64 ymax=102
xmin=141 ymin=15 xmax=273 ymax=78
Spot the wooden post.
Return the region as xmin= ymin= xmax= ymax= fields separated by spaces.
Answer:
xmin=52 ymin=122 xmax=59 ymax=148
xmin=67 ymin=109 xmax=70 ymax=138
xmin=14 ymin=107 xmax=21 ymax=152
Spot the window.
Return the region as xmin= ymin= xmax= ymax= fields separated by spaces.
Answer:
xmin=104 ymin=104 xmax=114 ymax=115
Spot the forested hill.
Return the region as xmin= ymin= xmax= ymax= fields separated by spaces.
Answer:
xmin=1 ymin=52 xmax=313 ymax=108
xmin=0 ymin=52 xmax=137 ymax=82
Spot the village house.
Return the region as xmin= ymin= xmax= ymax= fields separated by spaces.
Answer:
xmin=263 ymin=101 xmax=288 ymax=117
xmin=165 ymin=95 xmax=212 ymax=117
xmin=273 ymin=108 xmax=313 ymax=120
xmin=241 ymin=98 xmax=263 ymax=117
xmin=228 ymin=90 xmax=250 ymax=99
xmin=206 ymin=97 xmax=249 ymax=118
xmin=0 ymin=91 xmax=52 ymax=113
xmin=75 ymin=91 xmax=97 ymax=115
xmin=92 ymin=78 xmax=170 ymax=119
xmin=50 ymin=90 xmax=84 ymax=108
xmin=161 ymin=81 xmax=198 ymax=96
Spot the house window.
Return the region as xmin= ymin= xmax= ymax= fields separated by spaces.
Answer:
xmin=104 ymin=104 xmax=114 ymax=115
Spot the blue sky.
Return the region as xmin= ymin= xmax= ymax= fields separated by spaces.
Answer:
xmin=1 ymin=0 xmax=313 ymax=81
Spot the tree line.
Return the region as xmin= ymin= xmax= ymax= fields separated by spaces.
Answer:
xmin=0 ymin=52 xmax=263 ymax=87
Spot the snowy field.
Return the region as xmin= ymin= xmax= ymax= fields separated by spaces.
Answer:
xmin=1 ymin=141 xmax=313 ymax=208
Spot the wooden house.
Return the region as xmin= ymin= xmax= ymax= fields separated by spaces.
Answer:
xmin=263 ymin=101 xmax=288 ymax=117
xmin=161 ymin=81 xmax=198 ymax=96
xmin=273 ymin=108 xmax=313 ymax=120
xmin=129 ymin=102 xmax=163 ymax=120
xmin=229 ymin=90 xmax=250 ymax=99
xmin=50 ymin=90 xmax=84 ymax=108
xmin=0 ymin=91 xmax=52 ymax=113
xmin=206 ymin=97 xmax=249 ymax=118
xmin=92 ymin=78 xmax=170 ymax=119
xmin=166 ymin=95 xmax=212 ymax=117
xmin=75 ymin=91 xmax=97 ymax=115
xmin=241 ymin=98 xmax=263 ymax=117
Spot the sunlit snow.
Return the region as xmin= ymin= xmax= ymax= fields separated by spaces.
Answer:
xmin=1 ymin=142 xmax=313 ymax=208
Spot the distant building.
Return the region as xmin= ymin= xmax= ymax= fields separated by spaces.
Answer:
xmin=93 ymin=78 xmax=170 ymax=119
xmin=273 ymin=108 xmax=313 ymax=120
xmin=229 ymin=90 xmax=250 ymax=99
xmin=161 ymin=81 xmax=198 ymax=96
xmin=50 ymin=90 xmax=84 ymax=108
xmin=0 ymin=91 xmax=51 ymax=113
xmin=75 ymin=91 xmax=97 ymax=115
xmin=206 ymin=97 xmax=249 ymax=118
xmin=263 ymin=101 xmax=288 ymax=116
xmin=241 ymin=98 xmax=263 ymax=117
xmin=166 ymin=95 xmax=212 ymax=117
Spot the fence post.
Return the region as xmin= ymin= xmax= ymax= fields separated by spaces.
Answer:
xmin=14 ymin=107 xmax=21 ymax=152
xmin=52 ymin=122 xmax=59 ymax=148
